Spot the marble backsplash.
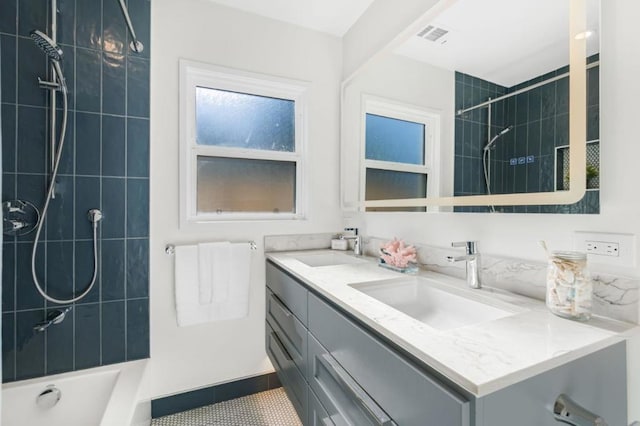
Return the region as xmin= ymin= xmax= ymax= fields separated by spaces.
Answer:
xmin=364 ymin=237 xmax=639 ymax=324
xmin=264 ymin=233 xmax=337 ymax=252
xmin=263 ymin=233 xmax=639 ymax=324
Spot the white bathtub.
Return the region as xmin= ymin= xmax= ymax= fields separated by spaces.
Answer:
xmin=2 ymin=360 xmax=148 ymax=426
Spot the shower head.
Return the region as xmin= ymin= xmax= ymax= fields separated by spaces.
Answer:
xmin=30 ymin=30 xmax=63 ymax=62
xmin=498 ymin=125 xmax=513 ymax=137
xmin=484 ymin=125 xmax=513 ymax=150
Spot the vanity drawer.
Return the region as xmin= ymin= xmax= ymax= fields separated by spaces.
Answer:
xmin=266 ymin=288 xmax=307 ymax=376
xmin=266 ymin=261 xmax=308 ymax=325
xmin=480 ymin=342 xmax=627 ymax=426
xmin=308 ymin=332 xmax=396 ymax=426
xmin=308 ymin=293 xmax=470 ymax=426
xmin=308 ymin=386 xmax=335 ymax=426
xmin=265 ymin=322 xmax=307 ymax=421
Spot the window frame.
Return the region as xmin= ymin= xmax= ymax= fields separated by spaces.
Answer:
xmin=179 ymin=60 xmax=309 ymax=225
xmin=360 ymin=95 xmax=441 ymax=211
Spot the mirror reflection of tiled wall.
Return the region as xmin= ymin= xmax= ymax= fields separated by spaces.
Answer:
xmin=454 ymin=55 xmax=600 ymax=214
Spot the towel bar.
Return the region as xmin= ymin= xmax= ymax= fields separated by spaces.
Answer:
xmin=165 ymin=241 xmax=257 ymax=255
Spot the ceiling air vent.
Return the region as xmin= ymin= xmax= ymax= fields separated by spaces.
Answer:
xmin=416 ymin=25 xmax=449 ymax=43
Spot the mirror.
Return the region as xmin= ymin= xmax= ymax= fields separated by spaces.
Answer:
xmin=341 ymin=0 xmax=599 ymax=213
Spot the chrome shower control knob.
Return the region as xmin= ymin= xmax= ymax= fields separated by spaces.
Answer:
xmin=2 ymin=200 xmax=40 ymax=237
xmin=36 ymin=385 xmax=62 ymax=409
xmin=87 ymin=209 xmax=103 ymax=223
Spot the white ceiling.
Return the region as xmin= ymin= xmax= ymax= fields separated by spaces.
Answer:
xmin=204 ymin=0 xmax=375 ymax=36
xmin=394 ymin=0 xmax=600 ymax=87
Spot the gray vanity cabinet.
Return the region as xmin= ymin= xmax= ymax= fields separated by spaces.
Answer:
xmin=308 ymin=293 xmax=470 ymax=426
xmin=479 ymin=342 xmax=627 ymax=426
xmin=265 ymin=260 xmax=627 ymax=426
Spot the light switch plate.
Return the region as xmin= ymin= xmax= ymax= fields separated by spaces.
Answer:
xmin=573 ymin=231 xmax=636 ymax=267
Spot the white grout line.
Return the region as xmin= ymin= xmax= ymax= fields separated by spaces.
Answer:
xmin=12 ymin=18 xmax=20 ymax=380
xmin=70 ymin=0 xmax=78 ymax=372
xmin=123 ymin=21 xmax=129 ymax=361
xmin=98 ymin=0 xmax=104 ymax=367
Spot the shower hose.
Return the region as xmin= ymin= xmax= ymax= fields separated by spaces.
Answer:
xmin=31 ymin=64 xmax=101 ymax=305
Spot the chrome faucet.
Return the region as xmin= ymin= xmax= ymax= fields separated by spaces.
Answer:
xmin=447 ymin=241 xmax=481 ymax=289
xmin=33 ymin=307 xmax=72 ymax=333
xmin=342 ymin=227 xmax=362 ymax=256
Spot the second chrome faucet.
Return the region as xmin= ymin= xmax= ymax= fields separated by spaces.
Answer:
xmin=342 ymin=227 xmax=362 ymax=256
xmin=447 ymin=241 xmax=481 ymax=289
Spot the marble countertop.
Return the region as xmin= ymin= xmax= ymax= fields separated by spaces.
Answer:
xmin=266 ymin=249 xmax=638 ymax=397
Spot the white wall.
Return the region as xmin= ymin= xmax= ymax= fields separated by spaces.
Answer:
xmin=351 ymin=0 xmax=640 ymax=420
xmin=146 ymin=0 xmax=639 ymax=418
xmin=146 ymin=0 xmax=342 ymax=399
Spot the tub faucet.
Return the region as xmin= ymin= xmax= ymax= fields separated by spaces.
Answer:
xmin=342 ymin=227 xmax=362 ymax=256
xmin=34 ymin=307 xmax=72 ymax=333
xmin=447 ymin=241 xmax=481 ymax=289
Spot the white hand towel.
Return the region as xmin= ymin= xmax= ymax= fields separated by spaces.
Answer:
xmin=224 ymin=242 xmax=252 ymax=319
xmin=198 ymin=242 xmax=231 ymax=305
xmin=174 ymin=242 xmax=252 ymax=327
xmin=174 ymin=244 xmax=199 ymax=326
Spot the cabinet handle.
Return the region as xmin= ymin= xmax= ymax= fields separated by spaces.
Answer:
xmin=270 ymin=331 xmax=293 ymax=361
xmin=271 ymin=294 xmax=292 ymax=317
xmin=553 ymin=394 xmax=608 ymax=426
xmin=319 ymin=354 xmax=396 ymax=426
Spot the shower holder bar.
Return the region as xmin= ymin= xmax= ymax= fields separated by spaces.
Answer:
xmin=37 ymin=77 xmax=62 ymax=91
xmin=165 ymin=241 xmax=258 ymax=255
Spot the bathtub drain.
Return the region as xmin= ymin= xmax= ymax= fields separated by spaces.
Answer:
xmin=36 ymin=385 xmax=62 ymax=409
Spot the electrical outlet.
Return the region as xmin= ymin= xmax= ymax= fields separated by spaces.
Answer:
xmin=574 ymin=232 xmax=636 ymax=267
xmin=604 ymin=242 xmax=619 ymax=256
xmin=585 ymin=240 xmax=619 ymax=257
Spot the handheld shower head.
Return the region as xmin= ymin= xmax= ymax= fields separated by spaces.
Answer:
xmin=30 ymin=30 xmax=67 ymax=94
xmin=498 ymin=125 xmax=513 ymax=137
xmin=484 ymin=125 xmax=513 ymax=151
xmin=30 ymin=30 xmax=63 ymax=62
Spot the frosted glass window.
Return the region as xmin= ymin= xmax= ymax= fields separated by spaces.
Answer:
xmin=197 ymin=156 xmax=296 ymax=214
xmin=365 ymin=114 xmax=425 ymax=165
xmin=196 ymin=87 xmax=295 ymax=152
xmin=365 ymin=168 xmax=427 ymax=212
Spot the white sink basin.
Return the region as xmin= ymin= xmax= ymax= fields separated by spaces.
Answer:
xmin=294 ymin=252 xmax=366 ymax=267
xmin=349 ymin=277 xmax=516 ymax=331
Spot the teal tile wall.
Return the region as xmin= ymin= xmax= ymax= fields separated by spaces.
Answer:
xmin=1 ymin=0 xmax=150 ymax=382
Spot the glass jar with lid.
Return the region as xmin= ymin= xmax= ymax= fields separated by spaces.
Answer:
xmin=546 ymin=251 xmax=592 ymax=321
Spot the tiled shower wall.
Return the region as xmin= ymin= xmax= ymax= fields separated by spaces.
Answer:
xmin=0 ymin=0 xmax=150 ymax=382
xmin=453 ymin=72 xmax=508 ymax=203
xmin=454 ymin=56 xmax=600 ymax=214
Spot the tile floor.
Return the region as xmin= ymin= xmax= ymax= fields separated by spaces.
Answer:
xmin=151 ymin=388 xmax=302 ymax=426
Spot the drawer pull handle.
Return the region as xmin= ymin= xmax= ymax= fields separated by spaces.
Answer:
xmin=270 ymin=331 xmax=293 ymax=361
xmin=553 ymin=394 xmax=608 ymax=426
xmin=319 ymin=354 xmax=396 ymax=426
xmin=271 ymin=294 xmax=292 ymax=317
